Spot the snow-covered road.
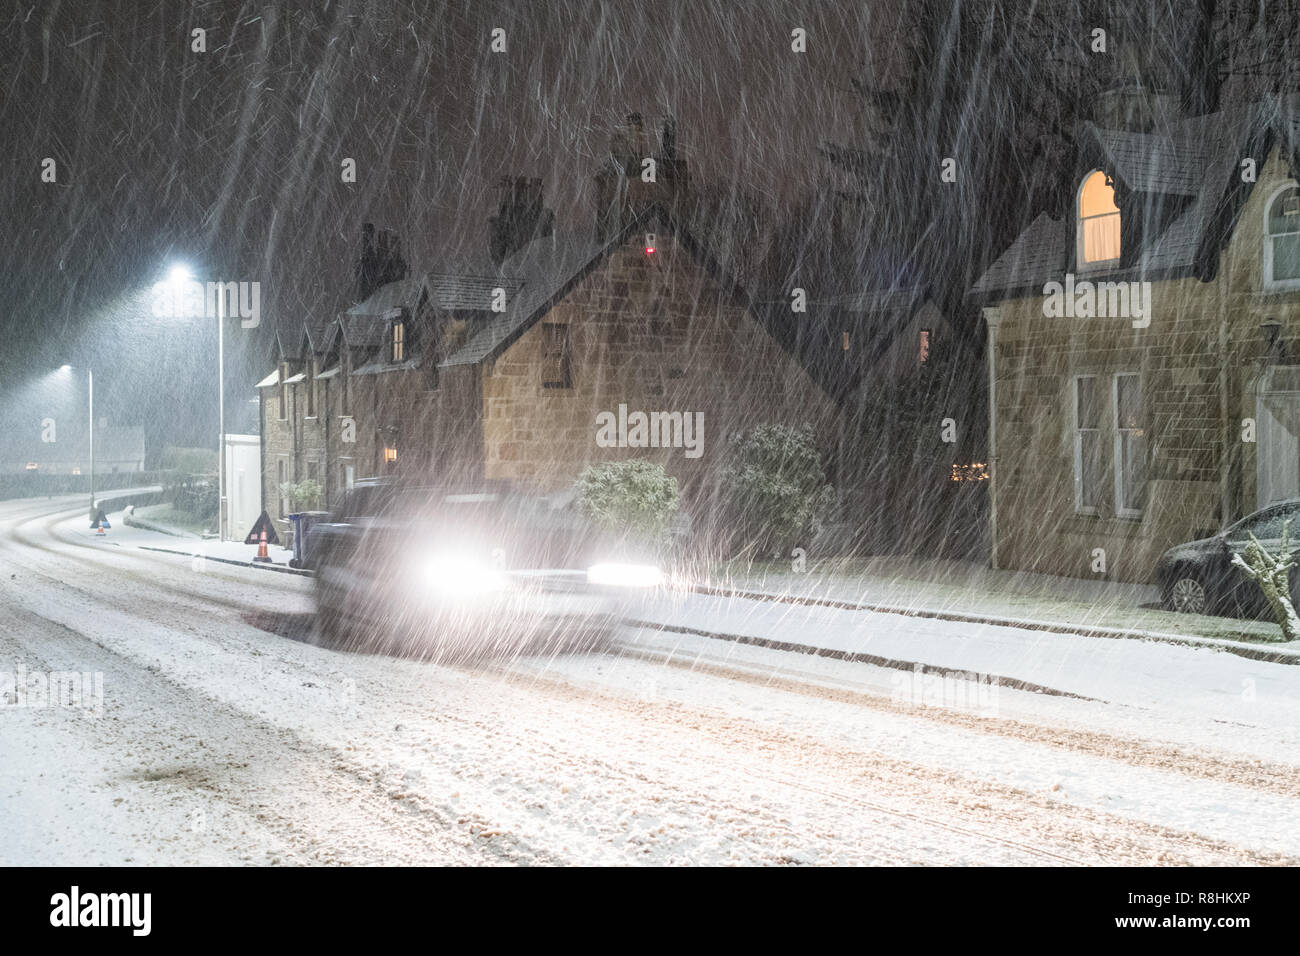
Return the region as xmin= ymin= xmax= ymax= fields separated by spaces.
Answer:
xmin=1 ymin=493 xmax=1296 ymax=865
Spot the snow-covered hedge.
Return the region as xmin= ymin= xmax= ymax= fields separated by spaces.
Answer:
xmin=575 ymin=459 xmax=680 ymax=547
xmin=721 ymin=422 xmax=832 ymax=559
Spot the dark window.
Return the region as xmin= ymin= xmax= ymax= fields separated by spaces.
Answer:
xmin=278 ymin=363 xmax=288 ymax=420
xmin=541 ymin=323 xmax=572 ymax=389
xmin=341 ymin=353 xmax=352 ymax=416
xmin=306 ymin=361 xmax=317 ymax=417
xmin=1266 ymin=185 xmax=1300 ymax=287
xmin=1113 ymin=373 xmax=1145 ymax=516
xmin=1073 ymin=375 xmax=1101 ymax=514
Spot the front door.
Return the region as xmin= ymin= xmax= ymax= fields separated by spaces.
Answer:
xmin=1257 ymin=366 xmax=1300 ymax=508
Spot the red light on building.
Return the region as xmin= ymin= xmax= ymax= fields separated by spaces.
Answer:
xmin=645 ymin=246 xmax=655 ymax=255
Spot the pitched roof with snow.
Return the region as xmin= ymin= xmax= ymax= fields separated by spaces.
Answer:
xmin=342 ymin=275 xmax=426 ymax=319
xmin=440 ymin=232 xmax=610 ymax=368
xmin=266 ymin=205 xmax=823 ymax=394
xmin=971 ymin=97 xmax=1300 ymax=299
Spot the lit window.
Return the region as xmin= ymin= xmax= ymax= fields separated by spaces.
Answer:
xmin=541 ymin=323 xmax=572 ymax=389
xmin=920 ymin=329 xmax=932 ymax=364
xmin=1265 ymin=184 xmax=1300 ymax=289
xmin=1078 ymin=170 xmax=1121 ymax=266
xmin=391 ymin=319 xmax=405 ymax=363
xmin=1073 ymin=375 xmax=1101 ymax=514
xmin=384 ymin=447 xmax=398 ymax=463
xmin=1113 ymin=373 xmax=1145 ymax=516
xmin=950 ymin=463 xmax=988 ymax=482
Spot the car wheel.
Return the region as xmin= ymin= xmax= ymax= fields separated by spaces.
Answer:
xmin=1167 ymin=573 xmax=1209 ymax=614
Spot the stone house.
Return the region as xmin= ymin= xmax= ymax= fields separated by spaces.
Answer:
xmin=971 ymin=93 xmax=1300 ymax=582
xmin=257 ymin=117 xmax=840 ymax=538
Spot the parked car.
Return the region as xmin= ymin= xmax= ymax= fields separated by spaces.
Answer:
xmin=307 ymin=478 xmax=662 ymax=659
xmin=1154 ymin=499 xmax=1300 ymax=615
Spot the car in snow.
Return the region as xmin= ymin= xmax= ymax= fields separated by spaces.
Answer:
xmin=1154 ymin=498 xmax=1300 ymax=615
xmin=306 ymin=478 xmax=662 ymax=659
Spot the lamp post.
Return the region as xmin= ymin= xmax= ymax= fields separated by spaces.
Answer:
xmin=167 ymin=265 xmax=226 ymax=541
xmin=88 ymin=367 xmax=94 ymax=517
xmin=60 ymin=364 xmax=94 ymax=517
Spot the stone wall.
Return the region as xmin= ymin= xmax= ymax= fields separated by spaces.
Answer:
xmin=988 ymin=147 xmax=1300 ymax=582
xmin=481 ymin=232 xmax=841 ymax=499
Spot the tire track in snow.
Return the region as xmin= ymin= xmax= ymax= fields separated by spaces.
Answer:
xmin=608 ymin=642 xmax=1300 ymax=801
xmin=499 ymin=655 xmax=1299 ymax=865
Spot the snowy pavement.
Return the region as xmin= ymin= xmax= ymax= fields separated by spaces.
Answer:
xmin=706 ymin=557 xmax=1288 ymax=646
xmin=2 ymin=492 xmax=1298 ymax=865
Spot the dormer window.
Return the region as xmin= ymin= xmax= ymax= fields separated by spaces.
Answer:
xmin=390 ymin=317 xmax=405 ymax=363
xmin=1265 ymin=184 xmax=1300 ymax=290
xmin=1077 ymin=170 xmax=1121 ymax=268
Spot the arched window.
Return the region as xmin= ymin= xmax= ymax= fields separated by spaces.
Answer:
xmin=1077 ymin=170 xmax=1121 ymax=267
xmin=1265 ymin=183 xmax=1300 ymax=290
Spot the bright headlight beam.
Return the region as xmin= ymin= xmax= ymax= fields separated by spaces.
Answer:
xmin=586 ymin=563 xmax=662 ymax=588
xmin=420 ymin=555 xmax=505 ymax=595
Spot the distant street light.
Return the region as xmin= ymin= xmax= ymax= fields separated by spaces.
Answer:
xmin=164 ymin=263 xmax=227 ymax=541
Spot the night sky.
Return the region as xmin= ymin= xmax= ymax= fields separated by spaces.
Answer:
xmin=1 ymin=0 xmax=891 ymax=453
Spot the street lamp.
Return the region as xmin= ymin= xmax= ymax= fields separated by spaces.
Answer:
xmin=166 ymin=264 xmax=226 ymax=541
xmin=58 ymin=364 xmax=94 ymax=518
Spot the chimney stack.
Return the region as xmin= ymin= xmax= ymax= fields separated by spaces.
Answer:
xmin=489 ymin=176 xmax=554 ymax=266
xmin=355 ymin=223 xmax=409 ymax=302
xmin=594 ymin=112 xmax=689 ymax=240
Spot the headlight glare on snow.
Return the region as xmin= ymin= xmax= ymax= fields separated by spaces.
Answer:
xmin=586 ymin=562 xmax=662 ymax=588
xmin=419 ymin=553 xmax=506 ymax=596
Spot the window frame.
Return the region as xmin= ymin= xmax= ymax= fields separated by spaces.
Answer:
xmin=1263 ymin=182 xmax=1300 ymax=292
xmin=1076 ymin=169 xmax=1122 ymax=271
xmin=1072 ymin=374 xmax=1101 ymax=515
xmin=276 ymin=457 xmax=290 ymax=518
xmin=541 ymin=322 xmax=573 ymax=390
xmin=1112 ymin=372 xmax=1145 ymax=519
xmin=390 ymin=317 xmax=406 ymax=364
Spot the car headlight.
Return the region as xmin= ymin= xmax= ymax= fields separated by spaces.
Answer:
xmin=419 ymin=554 xmax=506 ymax=595
xmin=586 ymin=562 xmax=662 ymax=588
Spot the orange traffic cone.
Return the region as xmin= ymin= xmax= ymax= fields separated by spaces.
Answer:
xmin=254 ymin=528 xmax=271 ymax=563
xmin=95 ymin=520 xmax=105 ymax=536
